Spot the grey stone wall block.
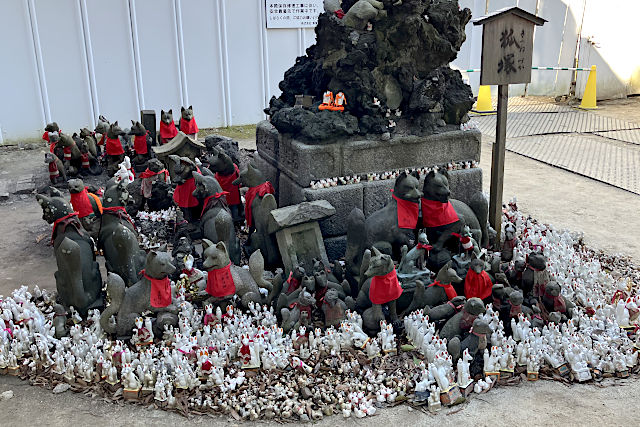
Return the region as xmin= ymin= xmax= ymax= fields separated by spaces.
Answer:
xmin=304 ymin=183 xmax=364 ymax=237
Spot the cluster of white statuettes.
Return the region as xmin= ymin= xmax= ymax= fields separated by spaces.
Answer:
xmin=0 ymin=203 xmax=639 ymax=420
xmin=308 ymin=160 xmax=479 ymax=189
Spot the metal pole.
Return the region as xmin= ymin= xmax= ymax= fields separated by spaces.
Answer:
xmin=489 ymin=84 xmax=508 ymax=241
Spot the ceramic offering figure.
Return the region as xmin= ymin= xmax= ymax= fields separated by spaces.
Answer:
xmin=127 ymin=158 xmax=172 ymax=216
xmin=100 ymin=250 xmax=179 ymax=338
xmin=398 ymin=230 xmax=431 ymax=275
xmin=538 ymin=281 xmax=574 ymax=322
xmin=104 ymin=122 xmax=126 ymax=176
xmin=424 ymin=295 xmax=467 ymax=323
xmin=201 ymin=239 xmax=278 ymax=309
xmin=448 ymin=317 xmax=491 ymax=364
xmin=94 ymin=115 xmax=110 ymax=155
xmin=207 ymin=147 xmax=243 ymax=223
xmin=281 ymin=290 xmax=316 ymax=333
xmin=158 ymin=109 xmax=178 ymax=145
xmin=345 ymin=171 xmax=422 ymax=281
xmin=321 ymin=288 xmax=347 ymax=327
xmin=439 ymin=297 xmax=486 ymax=342
xmin=423 ymin=261 xmax=463 ymax=307
xmin=100 ymin=181 xmax=146 ymax=287
xmin=36 ymin=190 xmax=102 ymax=316
xmin=57 ymin=133 xmax=84 ymax=176
xmin=68 ymin=178 xmax=102 ymax=240
xmin=128 ymin=120 xmax=153 ymax=171
xmin=192 ymin=171 xmax=241 ymax=265
xmin=421 ymin=170 xmax=488 ymax=268
xmin=522 ymin=251 xmax=549 ymax=301
xmin=501 ymin=222 xmax=518 ymax=261
xmin=232 ymin=163 xmax=279 ymax=266
xmin=43 ymin=122 xmax=60 ymax=151
xmin=45 ymin=152 xmax=66 ymax=185
xmin=359 ymin=247 xmax=403 ymax=333
xmin=179 ymin=106 xmax=198 ymax=140
xmin=169 ymin=155 xmax=202 ymax=221
xmin=79 ymin=127 xmax=98 ymax=158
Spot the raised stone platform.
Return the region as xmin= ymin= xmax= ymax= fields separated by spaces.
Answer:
xmin=254 ymin=121 xmax=483 ymax=261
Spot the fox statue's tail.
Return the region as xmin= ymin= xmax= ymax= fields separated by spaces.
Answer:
xmin=345 ymin=208 xmax=366 ymax=285
xmin=469 ymin=192 xmax=489 ymax=248
xmin=100 ymin=272 xmax=126 ymax=334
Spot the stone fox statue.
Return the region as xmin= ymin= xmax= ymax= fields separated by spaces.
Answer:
xmin=99 ymin=181 xmax=146 ymax=287
xmin=192 ymin=171 xmax=242 ymax=265
xmin=36 ymin=189 xmax=102 ymax=316
xmin=421 ymin=169 xmax=488 ymax=251
xmin=100 ymin=250 xmax=179 ymax=338
xmin=345 ymin=171 xmax=422 ymax=282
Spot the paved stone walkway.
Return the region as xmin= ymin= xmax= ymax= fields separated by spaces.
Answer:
xmin=472 ymin=98 xmax=640 ymax=194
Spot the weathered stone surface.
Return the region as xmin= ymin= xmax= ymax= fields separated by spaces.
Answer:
xmin=363 ymin=179 xmax=395 ymax=216
xmin=204 ymin=134 xmax=240 ymax=163
xmin=448 ymin=167 xmax=484 ymax=205
xmin=277 ymin=173 xmax=306 ymax=207
xmin=324 ymin=235 xmax=347 ymax=262
xmin=276 ymin=222 xmax=329 ymax=274
xmin=304 ymin=183 xmax=364 ymax=237
xmin=256 ymin=120 xmax=481 ymax=187
xmin=14 ymin=174 xmax=35 ymax=194
xmin=268 ymin=200 xmax=336 ymax=234
xmin=251 ymin=153 xmax=279 ymax=197
xmin=0 ymin=180 xmax=14 ymax=200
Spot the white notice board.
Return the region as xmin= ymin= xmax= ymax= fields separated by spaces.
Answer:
xmin=265 ymin=1 xmax=324 ymax=29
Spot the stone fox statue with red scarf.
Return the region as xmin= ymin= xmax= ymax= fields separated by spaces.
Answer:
xmin=99 ymin=181 xmax=146 ymax=287
xmin=36 ymin=189 xmax=102 ymax=316
xmin=192 ymin=171 xmax=242 ymax=265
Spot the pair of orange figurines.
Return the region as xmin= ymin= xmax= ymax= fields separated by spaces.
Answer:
xmin=318 ymin=91 xmax=347 ymax=111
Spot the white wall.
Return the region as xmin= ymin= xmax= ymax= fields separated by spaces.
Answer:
xmin=1 ymin=0 xmax=637 ymax=142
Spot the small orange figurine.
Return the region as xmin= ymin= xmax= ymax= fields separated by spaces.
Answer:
xmin=318 ymin=91 xmax=334 ymax=110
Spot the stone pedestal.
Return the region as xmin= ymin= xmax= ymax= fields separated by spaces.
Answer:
xmin=254 ymin=121 xmax=483 ymax=261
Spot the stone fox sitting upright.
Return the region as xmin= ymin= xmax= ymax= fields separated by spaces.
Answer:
xmin=345 ymin=171 xmax=422 ymax=281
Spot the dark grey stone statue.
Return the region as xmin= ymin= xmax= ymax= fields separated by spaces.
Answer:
xmin=192 ymin=172 xmax=241 ymax=265
xmin=99 ymin=181 xmax=146 ymax=287
xmin=36 ymin=190 xmax=102 ymax=316
xmin=100 ymin=250 xmax=179 ymax=338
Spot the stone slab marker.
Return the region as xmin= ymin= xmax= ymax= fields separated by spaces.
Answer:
xmin=268 ymin=200 xmax=336 ymax=274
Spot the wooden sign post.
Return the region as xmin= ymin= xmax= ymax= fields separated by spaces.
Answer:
xmin=473 ymin=7 xmax=545 ymax=239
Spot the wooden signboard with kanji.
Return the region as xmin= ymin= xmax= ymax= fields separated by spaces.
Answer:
xmin=473 ymin=7 xmax=545 ymax=237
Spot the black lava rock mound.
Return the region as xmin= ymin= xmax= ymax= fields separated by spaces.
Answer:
xmin=265 ymin=0 xmax=474 ymax=142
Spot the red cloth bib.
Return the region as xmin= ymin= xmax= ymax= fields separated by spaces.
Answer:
xmin=98 ymin=134 xmax=106 ymax=146
xmin=51 ymin=212 xmax=80 ymax=244
xmin=464 ymin=269 xmax=492 ymax=300
xmin=102 ymin=206 xmax=136 ymax=230
xmin=215 ymin=164 xmax=242 ymax=206
xmin=70 ymin=188 xmax=94 ymax=218
xmin=244 ymin=181 xmax=275 ymax=228
xmin=139 ymin=168 xmax=168 ymax=181
xmin=392 ymin=193 xmax=419 ymax=229
xmin=105 ymin=136 xmax=124 ymax=155
xmin=369 ymin=268 xmax=403 ymax=305
xmin=428 ymin=280 xmax=458 ymax=300
xmin=206 ymin=263 xmax=235 ymax=298
xmin=200 ymin=192 xmax=229 ymax=218
xmin=285 ymin=271 xmax=300 ymax=293
xmin=180 ymin=117 xmax=198 ymax=134
xmin=49 ymin=162 xmax=59 ymax=178
xmin=63 ymin=146 xmax=72 ymax=160
xmin=81 ymin=153 xmax=90 ymax=168
xmin=143 ymin=270 xmax=172 ymax=308
xmin=421 ymin=198 xmax=459 ymax=228
xmin=42 ymin=131 xmax=50 ymax=142
xmin=173 ymin=177 xmax=199 ymax=208
xmin=134 ymin=133 xmax=148 ymax=155
xmin=159 ymin=121 xmax=178 ymax=142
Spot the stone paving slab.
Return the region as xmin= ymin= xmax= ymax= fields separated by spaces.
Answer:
xmin=506 ymin=133 xmax=640 ymax=194
xmin=594 ymin=129 xmax=640 ymax=146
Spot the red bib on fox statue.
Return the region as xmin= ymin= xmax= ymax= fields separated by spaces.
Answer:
xmin=134 ymin=133 xmax=148 ymax=155
xmin=206 ymin=263 xmax=235 ymax=298
xmin=70 ymin=188 xmax=94 ymax=218
xmin=215 ymin=164 xmax=242 ymax=206
xmin=180 ymin=117 xmax=198 ymax=135
xmin=105 ymin=136 xmax=124 ymax=156
xmin=143 ymin=270 xmax=172 ymax=308
xmin=392 ymin=192 xmax=419 ymax=229
xmin=244 ymin=181 xmax=275 ymax=228
xmin=369 ymin=268 xmax=403 ymax=305
xmin=464 ymin=269 xmax=492 ymax=300
xmin=428 ymin=280 xmax=458 ymax=300
xmin=173 ymin=168 xmax=200 ymax=208
xmin=421 ymin=198 xmax=459 ymax=227
xmin=159 ymin=121 xmax=178 ymax=144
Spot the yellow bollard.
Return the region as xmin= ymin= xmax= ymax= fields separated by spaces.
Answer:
xmin=471 ymin=85 xmax=496 ymax=115
xmin=579 ymin=65 xmax=597 ymax=109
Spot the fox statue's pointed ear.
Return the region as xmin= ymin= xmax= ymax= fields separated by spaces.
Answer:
xmin=181 ymin=106 xmax=185 ymax=112
xmin=161 ymin=109 xmax=165 ymax=115
xmin=371 ymin=246 xmax=382 ymax=256
xmin=201 ymin=238 xmax=214 ymax=250
xmin=168 ymin=109 xmax=172 ymax=114
xmin=113 ymin=121 xmax=118 ymax=127
xmin=215 ymin=241 xmax=227 ymax=252
xmin=131 ymin=120 xmax=135 ymax=126
xmin=426 ymin=170 xmax=435 ymax=180
xmin=410 ymin=169 xmax=420 ymax=179
xmin=189 ymin=105 xmax=192 ymax=110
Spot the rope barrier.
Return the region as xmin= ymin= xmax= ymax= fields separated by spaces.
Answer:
xmin=462 ymin=67 xmax=592 ymax=73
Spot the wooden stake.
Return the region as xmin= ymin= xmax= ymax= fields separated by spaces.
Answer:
xmin=489 ymin=84 xmax=508 ymax=240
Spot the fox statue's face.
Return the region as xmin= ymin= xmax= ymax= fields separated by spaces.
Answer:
xmin=201 ymin=239 xmax=231 ymax=270
xmin=423 ymin=170 xmax=451 ymax=203
xmin=464 ymin=297 xmax=486 ymax=316
xmin=192 ymin=172 xmax=224 ymax=200
xmin=435 ymin=261 xmax=463 ymax=285
xmin=207 ymin=150 xmax=233 ymax=174
xmin=107 ymin=122 xmax=125 ymax=139
xmin=161 ymin=109 xmax=174 ymax=125
xmin=145 ymin=250 xmax=176 ymax=279
xmin=393 ymin=171 xmax=422 ymax=203
xmin=67 ymin=178 xmax=85 ymax=194
xmin=129 ymin=121 xmax=147 ymax=136
xmin=181 ymin=106 xmax=194 ymax=121
xmin=36 ymin=194 xmax=72 ymax=224
xmin=365 ymin=248 xmax=395 ymax=278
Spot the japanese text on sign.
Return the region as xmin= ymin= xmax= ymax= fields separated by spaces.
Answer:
xmin=497 ymin=28 xmax=526 ymax=76
xmin=266 ymin=1 xmax=324 ymax=29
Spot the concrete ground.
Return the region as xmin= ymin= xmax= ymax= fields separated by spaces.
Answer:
xmin=1 ymin=97 xmax=639 ymax=425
